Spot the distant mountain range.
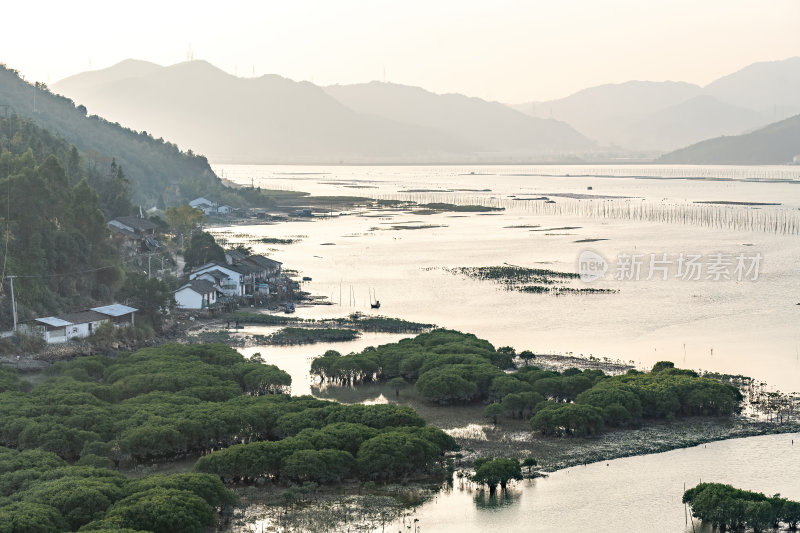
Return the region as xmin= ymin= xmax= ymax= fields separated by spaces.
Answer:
xmin=658 ymin=114 xmax=800 ymax=164
xmin=513 ymin=57 xmax=800 ymax=152
xmin=53 ymin=60 xmax=592 ymax=164
xmin=49 ymin=56 xmax=800 ymax=164
xmin=0 ymin=63 xmax=220 ymax=205
xmin=324 ymin=82 xmax=591 ymax=155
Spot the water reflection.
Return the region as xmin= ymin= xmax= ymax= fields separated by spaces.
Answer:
xmin=473 ymin=487 xmax=520 ymax=510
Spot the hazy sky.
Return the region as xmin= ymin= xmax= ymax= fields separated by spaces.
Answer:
xmin=3 ymin=0 xmax=799 ymax=102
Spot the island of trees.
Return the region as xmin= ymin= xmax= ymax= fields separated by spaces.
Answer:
xmin=683 ymin=482 xmax=800 ymax=532
xmin=311 ymin=329 xmax=743 ymax=436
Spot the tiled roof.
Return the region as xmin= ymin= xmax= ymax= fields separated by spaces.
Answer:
xmin=247 ymin=255 xmax=282 ymax=268
xmin=111 ymin=216 xmax=158 ymax=232
xmin=200 ymin=269 xmax=231 ymax=280
xmin=188 ymin=279 xmax=216 ymax=295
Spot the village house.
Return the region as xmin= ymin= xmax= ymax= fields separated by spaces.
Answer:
xmin=32 ymin=304 xmax=138 ymax=344
xmin=189 ymin=261 xmax=247 ymax=296
xmin=174 ymin=279 xmax=219 ymax=309
xmin=108 ymin=216 xmax=160 ymax=253
xmin=189 ymin=197 xmax=232 ymax=216
xmin=224 ymin=250 xmax=282 ymax=294
xmin=193 ymin=268 xmax=229 ymax=291
xmin=189 ymin=197 xmax=216 ymax=215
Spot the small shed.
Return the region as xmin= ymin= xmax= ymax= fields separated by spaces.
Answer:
xmin=33 ymin=316 xmax=73 ymax=344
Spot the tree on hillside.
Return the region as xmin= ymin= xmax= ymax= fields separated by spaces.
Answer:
xmin=165 ymin=205 xmax=205 ymax=240
xmin=117 ymin=274 xmax=174 ymax=330
xmin=183 ymin=232 xmax=224 ymax=271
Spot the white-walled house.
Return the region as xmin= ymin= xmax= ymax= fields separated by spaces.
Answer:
xmin=174 ymin=279 xmax=219 ymax=309
xmin=194 ymin=268 xmax=229 ymax=291
xmin=190 ymin=262 xmax=247 ymax=296
xmin=189 ymin=197 xmax=216 ymax=215
xmin=32 ymin=304 xmax=138 ymax=344
xmin=223 ymin=251 xmax=282 ymax=294
xmin=188 ymin=197 xmax=231 ymax=216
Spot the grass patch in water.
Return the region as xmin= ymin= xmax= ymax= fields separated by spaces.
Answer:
xmin=266 ymin=327 xmax=360 ymax=345
xmin=258 ymin=237 xmax=302 ymax=244
xmin=445 ymin=266 xmax=616 ymax=295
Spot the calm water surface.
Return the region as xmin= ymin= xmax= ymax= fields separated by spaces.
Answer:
xmin=386 ymin=432 xmax=800 ymax=533
xmin=212 ymin=164 xmax=800 ymax=531
xmin=214 ymin=164 xmax=800 ymax=392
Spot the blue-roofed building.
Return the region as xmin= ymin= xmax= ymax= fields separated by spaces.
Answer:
xmin=32 ymin=304 xmax=138 ymax=344
xmin=91 ymin=304 xmax=138 ymax=327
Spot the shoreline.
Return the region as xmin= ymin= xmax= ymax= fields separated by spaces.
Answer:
xmin=222 ymin=420 xmax=800 ymax=532
xmin=454 ymin=417 xmax=800 ymax=474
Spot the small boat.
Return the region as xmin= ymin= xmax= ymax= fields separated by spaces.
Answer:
xmin=302 ymin=276 xmax=312 ymax=281
xmin=284 ymin=302 xmax=295 ymax=314
xmin=369 ymin=288 xmax=381 ymax=309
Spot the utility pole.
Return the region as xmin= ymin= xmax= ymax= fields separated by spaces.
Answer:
xmin=7 ymin=275 xmax=17 ymax=332
xmin=147 ymin=255 xmax=152 ymax=279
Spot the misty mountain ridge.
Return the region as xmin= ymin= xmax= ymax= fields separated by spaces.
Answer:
xmin=658 ymin=114 xmax=800 ymax=165
xmin=514 ymin=57 xmax=800 ymax=151
xmin=324 ymin=81 xmax=592 ymax=154
xmin=53 ymin=60 xmax=592 ymax=164
xmin=52 ymin=55 xmax=800 ymax=162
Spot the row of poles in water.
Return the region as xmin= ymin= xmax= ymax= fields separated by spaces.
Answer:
xmin=376 ymin=192 xmax=800 ymax=236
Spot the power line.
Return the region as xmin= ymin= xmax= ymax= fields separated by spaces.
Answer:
xmin=5 ymin=265 xmax=116 ymax=279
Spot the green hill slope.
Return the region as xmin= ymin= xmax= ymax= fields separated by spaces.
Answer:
xmin=0 ymin=63 xmax=220 ymax=206
xmin=0 ymin=115 xmax=128 ymax=325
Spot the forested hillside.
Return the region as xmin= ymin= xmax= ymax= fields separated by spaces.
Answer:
xmin=0 ymin=115 xmax=128 ymax=325
xmin=0 ymin=63 xmax=220 ymax=206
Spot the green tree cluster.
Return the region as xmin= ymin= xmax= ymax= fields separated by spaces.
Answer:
xmin=0 ymin=447 xmax=236 ymax=533
xmin=683 ymin=482 xmax=800 ymax=532
xmin=195 ymin=422 xmax=457 ymax=484
xmin=312 ymin=333 xmax=742 ymax=438
xmin=530 ymin=363 xmax=742 ymax=437
xmin=472 ymin=457 xmax=523 ymax=495
xmin=164 ymin=205 xmax=204 ymax=240
xmin=0 ymin=344 xmax=292 ymax=462
xmin=115 ymin=274 xmax=174 ymax=331
xmin=182 ymin=231 xmax=225 ymax=270
xmin=311 ymin=329 xmax=515 ymax=404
